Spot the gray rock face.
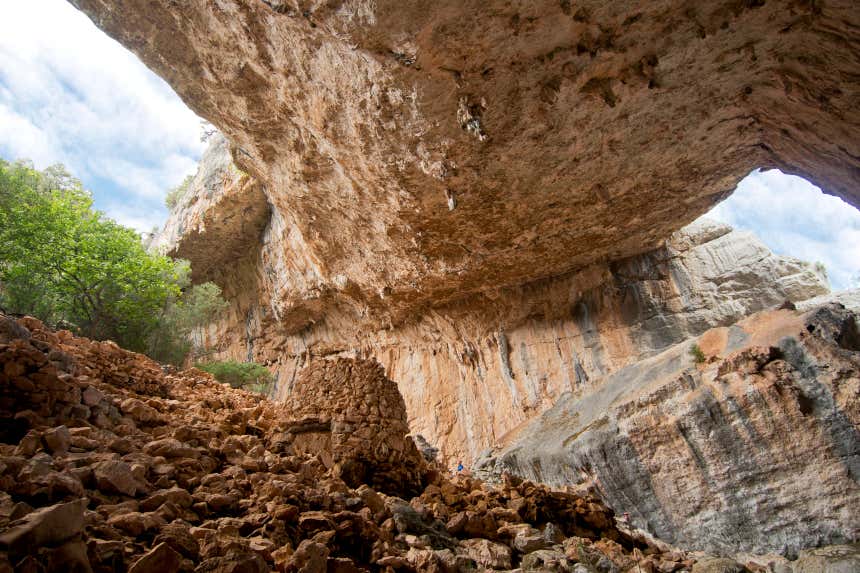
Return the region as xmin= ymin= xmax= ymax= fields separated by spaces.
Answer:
xmin=789 ymin=544 xmax=860 ymax=573
xmin=603 ymin=217 xmax=830 ymax=358
xmin=476 ymin=304 xmax=860 ymax=557
xmin=0 ymin=499 xmax=86 ymax=556
xmin=798 ymin=288 xmax=860 ymax=314
xmin=150 ymin=132 xmax=235 ymax=254
xmin=151 ymin=133 xmax=270 ymax=285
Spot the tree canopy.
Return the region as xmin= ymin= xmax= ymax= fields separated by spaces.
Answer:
xmin=0 ymin=159 xmax=226 ymax=363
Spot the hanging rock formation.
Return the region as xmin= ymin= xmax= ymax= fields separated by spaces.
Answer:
xmin=69 ymin=0 xmax=860 ymax=328
xmin=155 ymin=139 xmax=830 ymax=462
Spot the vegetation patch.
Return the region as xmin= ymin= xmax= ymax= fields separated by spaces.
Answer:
xmin=195 ymin=360 xmax=274 ymax=394
xmin=165 ymin=174 xmax=194 ymax=210
xmin=0 ymin=160 xmax=226 ymax=365
xmin=689 ymin=343 xmax=706 ymax=364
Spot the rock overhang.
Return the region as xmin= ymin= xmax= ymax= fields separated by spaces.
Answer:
xmin=71 ymin=0 xmax=860 ymax=322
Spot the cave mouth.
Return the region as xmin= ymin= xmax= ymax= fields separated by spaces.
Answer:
xmin=701 ymin=168 xmax=860 ymax=291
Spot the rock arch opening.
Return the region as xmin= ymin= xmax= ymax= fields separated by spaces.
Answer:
xmin=704 ymin=168 xmax=860 ymax=291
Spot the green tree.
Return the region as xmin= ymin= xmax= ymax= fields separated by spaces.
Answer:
xmin=147 ymin=281 xmax=230 ymax=365
xmin=0 ymin=160 xmax=180 ymax=352
xmin=0 ymin=159 xmax=230 ymax=364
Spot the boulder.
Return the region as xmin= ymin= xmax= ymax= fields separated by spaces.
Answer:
xmin=460 ymin=538 xmax=512 ymax=570
xmin=0 ymin=499 xmax=85 ymax=555
xmin=143 ymin=438 xmax=200 ymax=459
xmin=288 ymin=540 xmax=330 ymax=573
xmin=141 ymin=487 xmax=194 ymax=511
xmin=94 ymin=460 xmax=138 ymax=496
xmin=521 ymin=549 xmax=573 ymax=572
xmin=121 ymin=398 xmax=159 ymax=423
xmin=42 ymin=426 xmax=71 ymax=455
xmin=791 ymin=544 xmax=860 ymax=573
xmin=128 ymin=542 xmax=182 ymax=573
xmin=81 ymin=386 xmax=105 ymax=407
xmin=691 ymin=557 xmax=749 ymax=573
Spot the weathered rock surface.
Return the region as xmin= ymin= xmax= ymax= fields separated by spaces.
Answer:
xmin=91 ymin=0 xmax=853 ymax=467
xmin=71 ymin=0 xmax=860 ymax=327
xmin=475 ymin=304 xmax=860 ymax=557
xmin=160 ymin=168 xmax=829 ymax=462
xmin=279 ymin=358 xmax=427 ymax=496
xmin=788 ymin=544 xmax=860 ymax=573
xmin=149 ymin=133 xmax=270 ymax=287
xmin=55 ymin=0 xmax=860 ymax=565
xmin=798 ymin=288 xmax=860 ymax=314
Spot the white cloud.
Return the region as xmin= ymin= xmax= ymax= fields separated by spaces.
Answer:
xmin=707 ymin=169 xmax=860 ymax=290
xmin=0 ymin=0 xmax=204 ymax=227
xmin=102 ymin=200 xmax=166 ymax=235
xmin=0 ymin=103 xmax=58 ymax=166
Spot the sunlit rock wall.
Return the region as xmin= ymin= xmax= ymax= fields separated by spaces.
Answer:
xmin=156 ymin=150 xmax=829 ymax=462
xmin=475 ymin=304 xmax=860 ymax=557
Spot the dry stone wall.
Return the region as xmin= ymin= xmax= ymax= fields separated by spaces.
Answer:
xmin=279 ymin=358 xmax=427 ymax=497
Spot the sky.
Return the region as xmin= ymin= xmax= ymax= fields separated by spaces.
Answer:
xmin=1 ymin=1 xmax=858 ymax=290
xmin=0 ymin=0 xmax=204 ymax=233
xmin=707 ymin=169 xmax=860 ymax=290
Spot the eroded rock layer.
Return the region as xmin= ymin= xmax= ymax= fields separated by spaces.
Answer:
xmin=475 ymin=304 xmax=860 ymax=557
xmin=166 ymin=173 xmax=829 ymax=463
xmin=72 ymin=0 xmax=860 ymax=324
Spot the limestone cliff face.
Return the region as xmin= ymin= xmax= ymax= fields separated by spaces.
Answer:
xmin=156 ymin=143 xmax=828 ymax=463
xmin=151 ymin=133 xmax=270 ymax=288
xmin=73 ymin=0 xmax=856 ymax=459
xmin=72 ymin=0 xmax=860 ymax=329
xmin=474 ymin=304 xmax=860 ymax=557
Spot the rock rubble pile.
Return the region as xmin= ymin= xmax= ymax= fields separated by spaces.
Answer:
xmin=2 ymin=314 xmax=704 ymax=572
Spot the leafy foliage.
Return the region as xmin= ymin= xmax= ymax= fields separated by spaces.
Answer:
xmin=813 ymin=261 xmax=828 ymax=280
xmin=0 ymin=159 xmax=228 ymax=365
xmin=0 ymin=160 xmax=184 ymax=352
xmin=165 ymin=174 xmax=193 ymax=210
xmin=689 ymin=343 xmax=706 ymax=364
xmin=148 ymin=281 xmax=230 ymax=365
xmin=195 ymin=360 xmax=273 ymax=394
